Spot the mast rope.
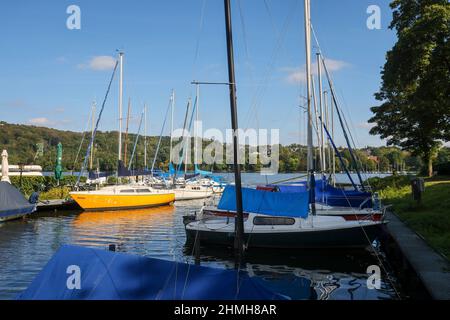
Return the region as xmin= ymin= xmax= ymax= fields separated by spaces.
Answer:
xmin=72 ymin=106 xmax=94 ymax=173
xmin=128 ymin=108 xmax=145 ymax=171
xmin=76 ymin=60 xmax=119 ymax=186
xmin=151 ymin=97 xmax=172 ymax=174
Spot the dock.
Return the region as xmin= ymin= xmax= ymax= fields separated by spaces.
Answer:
xmin=385 ymin=211 xmax=450 ymax=300
xmin=36 ymin=199 xmax=79 ymax=212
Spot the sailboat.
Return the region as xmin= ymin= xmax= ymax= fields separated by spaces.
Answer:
xmin=184 ymin=0 xmax=387 ymax=249
xmin=70 ymin=52 xmax=175 ymax=211
xmin=0 ymin=150 xmax=37 ymax=222
xmin=149 ymin=91 xmax=223 ymax=201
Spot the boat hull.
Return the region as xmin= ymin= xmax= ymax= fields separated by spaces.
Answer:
xmin=0 ymin=206 xmax=36 ymax=222
xmin=70 ymin=193 xmax=175 ymax=211
xmin=174 ymin=189 xmax=213 ymax=201
xmin=186 ymin=222 xmax=385 ymax=249
xmin=202 ymin=207 xmax=384 ymax=221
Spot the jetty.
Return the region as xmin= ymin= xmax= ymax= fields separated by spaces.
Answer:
xmin=386 ymin=211 xmax=450 ymax=300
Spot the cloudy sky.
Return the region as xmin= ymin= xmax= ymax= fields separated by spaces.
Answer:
xmin=0 ymin=0 xmax=396 ymax=147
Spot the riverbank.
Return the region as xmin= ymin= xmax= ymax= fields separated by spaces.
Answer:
xmin=370 ymin=175 xmax=450 ymax=260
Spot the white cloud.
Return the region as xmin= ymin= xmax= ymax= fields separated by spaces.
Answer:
xmin=357 ymin=122 xmax=376 ymax=129
xmin=78 ymin=55 xmax=116 ymax=71
xmin=282 ymin=59 xmax=350 ymax=84
xmin=29 ymin=117 xmax=51 ymax=125
xmin=28 ymin=118 xmax=71 ymax=127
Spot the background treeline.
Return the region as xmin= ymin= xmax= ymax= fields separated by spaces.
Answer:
xmin=1 ymin=121 xmax=449 ymax=174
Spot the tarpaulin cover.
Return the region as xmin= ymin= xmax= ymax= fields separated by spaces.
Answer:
xmin=218 ymin=185 xmax=309 ymax=218
xmin=88 ymin=171 xmax=113 ymax=180
xmin=17 ymin=245 xmax=286 ymax=300
xmin=0 ymin=182 xmax=35 ymax=219
xmin=117 ymin=160 xmax=152 ymax=177
xmin=267 ymin=178 xmax=372 ymax=208
xmin=194 ymin=165 xmax=212 ymax=176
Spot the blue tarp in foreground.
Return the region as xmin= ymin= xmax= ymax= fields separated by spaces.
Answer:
xmin=218 ymin=186 xmax=309 ymax=218
xmin=17 ymin=245 xmax=286 ymax=300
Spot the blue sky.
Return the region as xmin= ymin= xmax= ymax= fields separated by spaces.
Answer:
xmin=0 ymin=0 xmax=396 ymax=147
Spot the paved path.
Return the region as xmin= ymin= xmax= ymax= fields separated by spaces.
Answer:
xmin=386 ymin=211 xmax=450 ymax=300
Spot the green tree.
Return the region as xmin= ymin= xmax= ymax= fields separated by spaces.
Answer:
xmin=369 ymin=0 xmax=450 ymax=177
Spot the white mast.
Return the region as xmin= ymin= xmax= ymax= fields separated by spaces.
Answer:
xmin=304 ymin=0 xmax=315 ymax=214
xmin=144 ymin=103 xmax=147 ymax=169
xmin=118 ymin=51 xmax=124 ymax=162
xmin=324 ymin=90 xmax=331 ymax=173
xmin=317 ymin=52 xmax=326 ymax=172
xmin=195 ymin=83 xmax=200 ymax=166
xmin=169 ymin=90 xmax=175 ymax=163
xmin=304 ymin=0 xmax=313 ymax=173
xmin=331 ymin=92 xmax=336 ymax=185
xmin=89 ymin=100 xmax=96 ymax=170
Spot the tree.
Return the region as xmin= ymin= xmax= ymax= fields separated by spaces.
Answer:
xmin=369 ymin=0 xmax=450 ymax=176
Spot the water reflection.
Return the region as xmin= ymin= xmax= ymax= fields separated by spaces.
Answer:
xmin=72 ymin=206 xmax=177 ymax=257
xmin=0 ymin=197 xmax=398 ymax=300
xmin=183 ymin=246 xmax=396 ymax=300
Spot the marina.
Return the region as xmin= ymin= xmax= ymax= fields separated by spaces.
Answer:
xmin=0 ymin=0 xmax=448 ymax=306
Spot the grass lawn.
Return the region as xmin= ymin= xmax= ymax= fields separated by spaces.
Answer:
xmin=374 ymin=176 xmax=450 ymax=260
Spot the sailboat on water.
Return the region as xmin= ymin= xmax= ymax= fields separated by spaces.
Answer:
xmin=149 ymin=91 xmax=225 ymax=201
xmin=70 ymin=52 xmax=175 ymax=211
xmin=184 ymin=0 xmax=387 ymax=249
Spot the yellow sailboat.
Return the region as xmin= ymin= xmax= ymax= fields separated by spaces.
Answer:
xmin=71 ymin=52 xmax=175 ymax=212
xmin=70 ymin=185 xmax=174 ymax=211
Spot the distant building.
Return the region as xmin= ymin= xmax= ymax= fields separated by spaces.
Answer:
xmin=367 ymin=155 xmax=379 ymax=163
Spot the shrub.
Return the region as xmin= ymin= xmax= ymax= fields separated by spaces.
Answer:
xmin=367 ymin=175 xmax=413 ymax=192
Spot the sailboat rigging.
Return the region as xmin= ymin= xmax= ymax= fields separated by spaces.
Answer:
xmin=184 ymin=0 xmax=387 ymax=249
xmin=70 ymin=52 xmax=175 ymax=211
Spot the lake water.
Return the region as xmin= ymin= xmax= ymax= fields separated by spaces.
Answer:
xmin=0 ymin=173 xmax=400 ymax=300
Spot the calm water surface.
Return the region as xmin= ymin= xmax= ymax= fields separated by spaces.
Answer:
xmin=0 ymin=173 xmax=399 ymax=300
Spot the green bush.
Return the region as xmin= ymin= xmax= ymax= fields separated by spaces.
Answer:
xmin=39 ymin=186 xmax=71 ymax=200
xmin=10 ymin=175 xmax=85 ymax=197
xmin=367 ymin=175 xmax=413 ymax=192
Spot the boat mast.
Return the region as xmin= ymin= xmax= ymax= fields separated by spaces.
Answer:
xmin=224 ymin=0 xmax=244 ymax=261
xmin=124 ymin=97 xmax=131 ymax=166
xmin=118 ymin=51 xmax=124 ymax=163
xmin=195 ymin=83 xmax=200 ymax=168
xmin=89 ymin=100 xmax=96 ymax=170
xmin=317 ymin=52 xmax=325 ymax=173
xmin=144 ymin=103 xmax=148 ymax=170
xmin=169 ymin=90 xmax=175 ymax=164
xmin=304 ymin=0 xmax=315 ymax=214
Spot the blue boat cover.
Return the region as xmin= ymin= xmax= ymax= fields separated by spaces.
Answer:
xmin=218 ymin=186 xmax=309 ymax=218
xmin=169 ymin=162 xmax=176 ymax=175
xmin=194 ymin=164 xmax=213 ymax=176
xmin=268 ymin=178 xmax=372 ymax=208
xmin=17 ymin=245 xmax=286 ymax=300
xmin=0 ymin=182 xmax=35 ymax=219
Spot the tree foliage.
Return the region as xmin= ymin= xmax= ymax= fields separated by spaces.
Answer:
xmin=369 ymin=0 xmax=450 ymax=176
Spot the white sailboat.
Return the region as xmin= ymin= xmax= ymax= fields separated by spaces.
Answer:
xmin=184 ymin=0 xmax=386 ymax=249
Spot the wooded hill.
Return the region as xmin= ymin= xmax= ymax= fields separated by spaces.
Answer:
xmin=1 ymin=121 xmax=449 ymax=174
